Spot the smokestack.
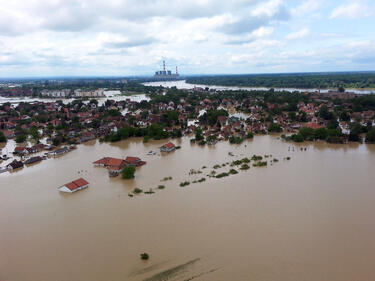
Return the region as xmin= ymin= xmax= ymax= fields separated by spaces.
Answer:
xmin=163 ymin=60 xmax=166 ymax=72
xmin=176 ymin=66 xmax=178 ymax=75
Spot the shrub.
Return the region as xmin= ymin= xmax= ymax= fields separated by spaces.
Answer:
xmin=216 ymin=172 xmax=229 ymax=178
xmin=229 ymin=136 xmax=244 ymax=144
xmin=180 ymin=181 xmax=190 ymax=187
xmin=253 ymin=161 xmax=267 ymax=167
xmin=198 ymin=178 xmax=206 ymax=182
xmin=144 ymin=189 xmax=155 ymax=194
xmin=251 ymin=155 xmax=263 ymax=161
xmin=229 ymin=169 xmax=238 ymax=175
xmin=246 ymin=132 xmax=254 ymax=139
xmin=231 ymin=160 xmax=242 ymax=166
xmin=240 ymin=157 xmax=250 ymax=163
xmin=140 ymin=253 xmax=149 ymax=260
xmin=158 ymin=185 xmax=165 ymax=189
xmin=133 ymin=188 xmax=143 ymax=194
xmin=240 ymin=164 xmax=250 ymax=170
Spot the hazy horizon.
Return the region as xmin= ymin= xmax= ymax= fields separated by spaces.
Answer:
xmin=1 ymin=70 xmax=375 ymax=81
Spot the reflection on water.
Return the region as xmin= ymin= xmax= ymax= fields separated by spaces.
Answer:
xmin=1 ymin=136 xmax=375 ymax=281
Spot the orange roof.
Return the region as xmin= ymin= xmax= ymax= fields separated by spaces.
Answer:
xmin=93 ymin=157 xmax=123 ymax=167
xmin=64 ymin=178 xmax=89 ymax=191
xmin=73 ymin=178 xmax=89 ymax=187
xmin=125 ymin=156 xmax=140 ymax=163
xmin=107 ymin=158 xmax=124 ymax=167
xmin=163 ymin=142 xmax=175 ymax=149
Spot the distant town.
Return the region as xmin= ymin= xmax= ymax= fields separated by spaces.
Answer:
xmin=1 ymin=74 xmax=375 ymax=174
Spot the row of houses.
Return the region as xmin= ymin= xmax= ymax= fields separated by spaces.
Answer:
xmin=2 ymin=156 xmax=44 ymax=173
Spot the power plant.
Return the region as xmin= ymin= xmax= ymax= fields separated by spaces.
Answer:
xmin=154 ymin=61 xmax=179 ymax=80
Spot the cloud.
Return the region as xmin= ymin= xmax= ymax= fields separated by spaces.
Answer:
xmin=285 ymin=28 xmax=310 ymax=40
xmin=0 ymin=0 xmax=374 ymax=76
xmin=330 ymin=1 xmax=373 ymax=19
xmin=291 ymin=0 xmax=323 ymax=16
xmin=104 ymin=38 xmax=156 ymax=49
xmin=219 ymin=0 xmax=289 ymax=35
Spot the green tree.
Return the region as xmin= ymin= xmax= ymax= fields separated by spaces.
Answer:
xmin=122 ymin=165 xmax=136 ymax=179
xmin=16 ymin=134 xmax=27 ymax=143
xmin=348 ymin=123 xmax=363 ymax=142
xmin=0 ymin=131 xmax=6 ymax=143
xmin=314 ymin=128 xmax=328 ymax=140
xmin=299 ymin=127 xmax=315 ymax=140
xmin=194 ymin=127 xmax=204 ymax=141
xmin=29 ymin=127 xmax=40 ymax=141
xmin=365 ymin=128 xmax=375 ymax=143
xmin=268 ymin=123 xmax=282 ymax=133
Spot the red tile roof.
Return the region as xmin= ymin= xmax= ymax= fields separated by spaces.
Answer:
xmin=163 ymin=142 xmax=175 ymax=149
xmin=64 ymin=178 xmax=89 ymax=191
xmin=125 ymin=156 xmax=140 ymax=164
xmin=93 ymin=157 xmax=124 ymax=167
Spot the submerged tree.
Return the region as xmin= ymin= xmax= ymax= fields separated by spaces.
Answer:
xmin=122 ymin=165 xmax=136 ymax=179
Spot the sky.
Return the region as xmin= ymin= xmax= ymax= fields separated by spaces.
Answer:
xmin=0 ymin=0 xmax=374 ymax=77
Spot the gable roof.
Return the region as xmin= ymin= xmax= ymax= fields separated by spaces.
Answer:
xmin=63 ymin=178 xmax=89 ymax=191
xmin=93 ymin=157 xmax=124 ymax=167
xmin=125 ymin=156 xmax=140 ymax=163
xmin=162 ymin=142 xmax=175 ymax=149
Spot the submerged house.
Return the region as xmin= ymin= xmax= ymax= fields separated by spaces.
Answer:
xmin=7 ymin=160 xmax=24 ymax=170
xmin=124 ymin=156 xmax=146 ymax=167
xmin=51 ymin=147 xmax=69 ymax=156
xmin=24 ymin=156 xmax=43 ymax=165
xmin=14 ymin=147 xmax=29 ymax=154
xmin=93 ymin=157 xmax=127 ymax=177
xmin=160 ymin=142 xmax=176 ymax=152
xmin=58 ymin=178 xmax=89 ymax=193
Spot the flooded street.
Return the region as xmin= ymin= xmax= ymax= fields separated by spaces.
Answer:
xmin=1 ymin=136 xmax=375 ymax=281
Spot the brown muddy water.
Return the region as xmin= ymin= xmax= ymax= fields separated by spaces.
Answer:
xmin=1 ymin=136 xmax=375 ymax=281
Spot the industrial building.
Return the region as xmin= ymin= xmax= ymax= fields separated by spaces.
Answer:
xmin=154 ymin=61 xmax=180 ymax=80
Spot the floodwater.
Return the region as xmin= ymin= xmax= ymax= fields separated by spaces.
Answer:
xmin=0 ymin=92 xmax=150 ymax=106
xmin=144 ymin=80 xmax=375 ymax=94
xmin=1 ymin=136 xmax=375 ymax=281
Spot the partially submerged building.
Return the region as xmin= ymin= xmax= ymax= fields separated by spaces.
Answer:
xmin=160 ymin=142 xmax=176 ymax=152
xmin=58 ymin=178 xmax=89 ymax=193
